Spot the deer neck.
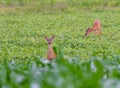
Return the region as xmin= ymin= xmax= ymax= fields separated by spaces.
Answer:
xmin=47 ymin=43 xmax=56 ymax=60
xmin=89 ymin=28 xmax=94 ymax=32
xmin=48 ymin=44 xmax=53 ymax=50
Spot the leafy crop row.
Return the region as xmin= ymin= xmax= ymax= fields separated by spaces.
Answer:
xmin=0 ymin=53 xmax=120 ymax=88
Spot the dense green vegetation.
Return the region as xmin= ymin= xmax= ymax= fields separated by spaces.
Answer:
xmin=0 ymin=0 xmax=120 ymax=88
xmin=0 ymin=55 xmax=120 ymax=88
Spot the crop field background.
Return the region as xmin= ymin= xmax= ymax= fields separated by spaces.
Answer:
xmin=0 ymin=0 xmax=120 ymax=88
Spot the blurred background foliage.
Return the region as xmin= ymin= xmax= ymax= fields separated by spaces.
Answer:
xmin=0 ymin=0 xmax=120 ymax=13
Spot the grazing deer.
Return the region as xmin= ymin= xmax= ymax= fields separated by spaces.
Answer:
xmin=44 ymin=36 xmax=56 ymax=60
xmin=85 ymin=19 xmax=102 ymax=36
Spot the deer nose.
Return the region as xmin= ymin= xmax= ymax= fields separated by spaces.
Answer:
xmin=48 ymin=41 xmax=51 ymax=44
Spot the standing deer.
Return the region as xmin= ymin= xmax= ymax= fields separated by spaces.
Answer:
xmin=85 ymin=19 xmax=102 ymax=36
xmin=44 ymin=36 xmax=56 ymax=60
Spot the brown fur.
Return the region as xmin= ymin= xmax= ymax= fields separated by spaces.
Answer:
xmin=85 ymin=19 xmax=102 ymax=36
xmin=45 ymin=36 xmax=56 ymax=60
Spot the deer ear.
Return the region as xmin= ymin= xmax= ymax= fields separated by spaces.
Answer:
xmin=51 ymin=35 xmax=55 ymax=40
xmin=87 ymin=27 xmax=91 ymax=30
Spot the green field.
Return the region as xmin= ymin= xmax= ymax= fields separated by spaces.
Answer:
xmin=0 ymin=0 xmax=120 ymax=88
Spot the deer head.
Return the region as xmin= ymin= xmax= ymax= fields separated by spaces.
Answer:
xmin=85 ymin=27 xmax=92 ymax=36
xmin=44 ymin=36 xmax=54 ymax=45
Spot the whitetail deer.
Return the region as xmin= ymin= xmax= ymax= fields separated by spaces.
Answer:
xmin=85 ymin=19 xmax=102 ymax=36
xmin=44 ymin=36 xmax=56 ymax=60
